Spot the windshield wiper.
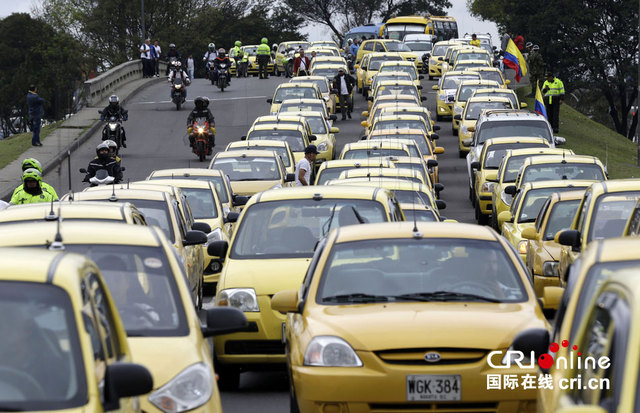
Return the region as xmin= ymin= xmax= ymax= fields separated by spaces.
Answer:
xmin=322 ymin=293 xmax=389 ymax=303
xmin=393 ymin=291 xmax=501 ymax=303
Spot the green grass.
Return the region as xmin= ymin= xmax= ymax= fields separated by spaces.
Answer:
xmin=516 ymin=87 xmax=640 ymax=179
xmin=0 ymin=122 xmax=61 ymax=169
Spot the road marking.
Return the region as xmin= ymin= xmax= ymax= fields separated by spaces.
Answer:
xmin=135 ymin=96 xmax=268 ymax=105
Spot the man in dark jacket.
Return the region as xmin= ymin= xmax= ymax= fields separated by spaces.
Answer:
xmin=26 ymin=85 xmax=45 ymax=146
xmin=100 ymin=95 xmax=128 ymax=147
xmin=187 ymin=96 xmax=215 ymax=150
xmin=332 ymin=68 xmax=355 ymax=120
xmin=84 ymin=142 xmax=122 ymax=184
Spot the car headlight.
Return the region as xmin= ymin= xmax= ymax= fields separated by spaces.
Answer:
xmin=216 ymin=288 xmax=260 ymax=312
xmin=500 ymin=190 xmax=513 ymax=206
xmin=481 ymin=182 xmax=494 ymax=193
xmin=518 ymin=240 xmax=528 ymax=254
xmin=317 ymin=142 xmax=329 ymax=152
xmin=304 ymin=336 xmax=363 ymax=367
xmin=148 ymin=363 xmax=213 ymax=413
xmin=108 ymin=123 xmax=117 ymax=131
xmin=542 ymin=261 xmax=560 ymax=277
xmin=206 ymin=228 xmax=223 ymax=244
xmin=438 ymin=93 xmax=445 ymax=101
xmin=454 ymin=106 xmax=462 ymax=114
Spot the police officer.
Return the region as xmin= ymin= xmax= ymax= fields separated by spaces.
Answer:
xmin=10 ymin=169 xmax=57 ymax=204
xmin=231 ymin=41 xmax=242 ymax=77
xmin=84 ymin=142 xmax=123 ymax=184
xmin=239 ymin=47 xmax=249 ymax=78
xmin=542 ymin=73 xmax=565 ymax=133
xmin=256 ymin=38 xmax=271 ymax=79
xmin=10 ymin=158 xmax=58 ymax=202
xmin=526 ymin=45 xmax=545 ymax=97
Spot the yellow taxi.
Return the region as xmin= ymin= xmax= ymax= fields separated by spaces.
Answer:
xmin=456 ymin=96 xmax=514 ymax=156
xmin=310 ymin=40 xmax=339 ymax=49
xmin=512 ymin=237 xmax=640 ymax=413
xmin=290 ymin=75 xmax=338 ymax=114
xmin=0 ymin=248 xmax=153 ymax=412
xmin=522 ymin=190 xmax=586 ymax=303
xmin=372 ymin=155 xmax=441 ymax=191
xmin=314 ymin=159 xmax=396 ymax=185
xmin=399 ymin=202 xmax=445 ymax=222
xmin=206 ymin=186 xmax=406 ymax=389
xmin=0 ymin=201 xmax=147 ymax=225
xmin=361 ymin=97 xmax=421 ymax=125
xmin=451 ymin=80 xmax=502 ymax=132
xmin=272 ymin=222 xmax=549 ymax=412
xmin=452 ymin=60 xmax=492 ymax=72
xmin=556 ymin=179 xmax=640 ymax=279
xmin=355 ymin=39 xmax=418 ymax=66
xmin=368 ymin=114 xmax=430 ymax=137
xmin=368 ymin=80 xmax=423 ymax=109
xmin=245 ymin=123 xmax=315 ymax=162
xmin=369 ymin=71 xmax=414 ymax=99
xmin=451 ymin=48 xmax=493 ymax=68
xmin=468 ymin=67 xmax=511 ymax=88
xmin=471 ymin=137 xmax=552 ymax=224
xmin=288 ymin=110 xmax=339 ymax=162
xmin=337 ymin=167 xmax=426 ymax=185
xmin=65 ymin=188 xmax=206 ymax=305
xmin=309 ymin=56 xmax=347 ymax=72
xmin=499 ymin=180 xmax=595 ymax=262
xmin=250 ymin=113 xmax=314 ymax=139
xmin=310 ymin=63 xmax=347 ymax=81
xmin=439 ymin=44 xmax=470 ymax=74
xmin=267 ymin=83 xmax=323 ymax=114
xmin=307 ymin=47 xmax=339 ymax=57
xmin=226 ymin=140 xmax=295 ymax=175
xmin=489 ymin=148 xmax=575 ymax=231
xmin=135 ymin=178 xmax=229 ymax=284
xmin=377 ymin=60 xmax=424 ymax=89
xmin=428 ymin=40 xmax=464 ymax=79
xmin=275 ymin=41 xmax=311 ymax=74
xmin=355 ymin=52 xmax=405 ymax=95
xmin=378 ymin=106 xmax=438 ymax=136
xmin=511 ymin=155 xmax=607 ymax=191
xmin=209 ymin=150 xmax=295 ymax=196
xmin=471 ymin=87 xmax=527 ymax=109
xmin=278 ymin=98 xmax=334 ymax=121
xmin=432 ymin=70 xmax=481 ymax=120
xmin=0 ymin=222 xmax=247 ymax=413
xmin=339 ymin=140 xmax=412 ymax=160
xmin=147 ymin=168 xmax=241 ymax=215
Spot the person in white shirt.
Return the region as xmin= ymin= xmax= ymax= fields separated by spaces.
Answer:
xmin=139 ymin=38 xmax=152 ymax=78
xmin=186 ymin=54 xmax=195 ymax=79
xmin=295 ymin=145 xmax=319 ymax=186
xmin=153 ymin=40 xmax=161 ymax=76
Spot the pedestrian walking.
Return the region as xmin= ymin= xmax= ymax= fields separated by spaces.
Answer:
xmin=153 ymin=40 xmax=161 ymax=77
xmin=332 ymin=68 xmax=355 ymax=120
xmin=26 ymin=85 xmax=44 ymax=147
xmin=295 ymin=145 xmax=319 ymax=186
xmin=140 ymin=38 xmax=152 ymax=78
xmin=187 ymin=54 xmax=195 ymax=79
xmin=526 ymin=45 xmax=545 ymax=97
xmin=542 ymin=73 xmax=565 ymax=133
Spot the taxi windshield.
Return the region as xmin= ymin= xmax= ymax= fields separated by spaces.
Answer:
xmin=503 ymin=155 xmax=538 ymax=182
xmin=65 ymin=245 xmax=188 ymax=337
xmin=211 ymin=157 xmax=281 ymax=181
xmin=0 ymin=282 xmax=86 ymax=410
xmin=182 ymin=188 xmax=218 ymax=219
xmin=317 ymin=166 xmax=384 ymax=185
xmin=483 ymin=143 xmax=549 ymax=169
xmin=150 ymin=175 xmax=229 ymax=204
xmin=230 ymin=199 xmax=388 ymax=259
xmin=477 ymin=71 xmax=503 ymax=83
xmin=458 ymin=85 xmax=488 ymax=102
xmin=373 ymin=135 xmax=429 ymax=154
xmin=474 ymin=91 xmax=517 ymax=107
xmin=395 ymin=162 xmax=428 ymax=181
xmin=317 ymin=239 xmax=526 ymax=304
xmin=299 ymin=79 xmax=328 ymax=93
xmin=343 ymin=148 xmax=409 ymax=159
xmin=443 ymin=75 xmax=479 ymax=89
xmin=455 ymin=62 xmax=488 ymax=70
xmin=402 ymin=208 xmax=437 ymax=222
xmin=384 ymin=42 xmax=412 ymax=52
xmin=380 ymin=65 xmax=417 ymax=79
xmin=369 ymin=55 xmax=404 ymax=70
xmin=118 ymin=199 xmax=174 ymax=243
xmin=544 ymin=199 xmax=581 ymax=240
xmin=518 ymin=187 xmax=583 ymax=223
xmin=393 ymin=189 xmax=431 ymax=205
xmin=477 ymin=120 xmax=553 ymax=143
xmin=373 ymin=120 xmax=426 ymax=132
xmin=404 ymin=42 xmax=432 ymax=52
xmin=465 ymin=101 xmax=513 ymax=120
xmin=300 ymin=116 xmax=328 ymax=134
xmin=457 ymin=52 xmax=489 ymax=62
xmin=280 ymin=102 xmax=325 ymax=115
xmin=520 ymin=163 xmax=605 ymax=185
xmin=432 ymin=45 xmax=449 ymax=56
xmin=377 ymin=85 xmax=418 ymax=97
xmin=243 ymin=145 xmax=292 ymax=167
xmin=248 ymin=130 xmax=305 ymax=151
xmin=274 ymin=87 xmax=317 ymax=103
xmin=312 ymin=68 xmax=339 ymax=78
xmin=588 ymin=192 xmax=640 ymax=242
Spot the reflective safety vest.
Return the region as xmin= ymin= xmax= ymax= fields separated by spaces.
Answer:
xmin=232 ymin=46 xmax=241 ymax=58
xmin=257 ymin=43 xmax=270 ymax=55
xmin=10 ymin=186 xmax=57 ymax=205
xmin=542 ymin=78 xmax=565 ymax=103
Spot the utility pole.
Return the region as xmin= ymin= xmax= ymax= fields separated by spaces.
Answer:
xmin=141 ymin=0 xmax=145 ymax=39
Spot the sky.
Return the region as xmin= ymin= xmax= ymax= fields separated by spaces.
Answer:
xmin=1 ymin=0 xmax=500 ymax=45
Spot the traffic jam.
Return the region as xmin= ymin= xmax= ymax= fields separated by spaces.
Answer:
xmin=2 ymin=14 xmax=639 ymax=413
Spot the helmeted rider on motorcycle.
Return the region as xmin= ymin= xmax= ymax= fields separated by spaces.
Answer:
xmin=102 ymin=140 xmax=122 ymax=164
xmin=203 ymin=42 xmax=217 ymax=77
xmin=187 ymin=96 xmax=215 ymax=150
xmin=100 ymin=95 xmax=128 ymax=148
xmin=168 ymin=61 xmax=190 ymax=99
xmin=212 ymin=49 xmax=231 ymax=85
xmin=10 ymin=169 xmax=57 ymax=205
xmin=10 ymin=158 xmax=58 ymax=201
xmin=84 ymin=142 xmax=122 ymax=184
xmin=165 ymin=43 xmax=181 ymax=74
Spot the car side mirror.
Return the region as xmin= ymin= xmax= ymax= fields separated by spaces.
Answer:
xmin=330 ymin=127 xmax=340 ymax=133
xmin=207 ymin=240 xmax=229 ymax=257
xmin=361 ymin=121 xmax=369 ymax=128
xmin=240 ymin=135 xmax=247 ymax=141
xmin=554 ymin=136 xmax=566 ymax=146
xmin=330 ymin=114 xmax=338 ymax=121
xmin=510 ymin=328 xmax=550 ymax=365
xmin=431 ymin=85 xmax=439 ymax=90
xmin=79 ymin=168 xmax=87 ymax=173
xmin=183 ymin=230 xmax=207 ymax=246
xmin=434 ymin=183 xmax=445 ymax=194
xmin=521 ymin=227 xmax=538 ymax=240
xmin=504 ymin=185 xmax=517 ymax=195
xmin=434 ymin=146 xmax=445 ymax=154
xmin=285 ymin=173 xmax=296 ymax=182
xmin=417 ymin=85 xmax=423 ymax=90
xmin=232 ymin=195 xmax=249 ymax=206
xmin=271 ymin=289 xmax=301 ymax=313
xmin=433 ymin=125 xmax=440 ymax=131
xmin=542 ymin=286 xmax=564 ymax=311
xmin=435 ymin=199 xmax=446 ymax=210
xmin=367 ymin=96 xmax=373 ymax=101
xmin=430 ymin=133 xmax=439 ymax=140
xmin=470 ymin=161 xmax=480 ymax=170
xmin=103 ymin=363 xmax=153 ymax=411
xmin=454 ymin=114 xmax=462 ymax=120
xmin=498 ymin=211 xmax=513 ymax=225
xmin=556 ymin=229 xmax=581 ymax=252
xmin=427 ymin=159 xmax=438 ymax=168
xmin=309 ymin=135 xmax=317 ymax=141
xmin=520 ymin=102 xmax=528 ymax=108
xmin=361 ymin=111 xmax=369 ymax=117
xmin=201 ymin=307 xmax=248 ymax=337
xmin=360 ymin=136 xmax=367 ymax=141
xmin=420 ymin=96 xmax=427 ymax=101
xmin=192 ymin=222 xmax=211 ymax=233
xmin=224 ymin=212 xmax=239 ymax=223
xmin=418 ymin=75 xmax=424 ymax=80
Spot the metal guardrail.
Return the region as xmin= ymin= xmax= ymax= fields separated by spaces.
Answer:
xmin=83 ymin=60 xmax=167 ymax=107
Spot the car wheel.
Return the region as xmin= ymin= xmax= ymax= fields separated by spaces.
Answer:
xmin=458 ymin=149 xmax=465 ymax=158
xmin=429 ymin=75 xmax=433 ymax=80
xmin=289 ymin=381 xmax=301 ymax=413
xmin=491 ymin=207 xmax=499 ymax=231
xmin=436 ymin=114 xmax=442 ymax=121
xmin=274 ymin=66 xmax=280 ymax=77
xmin=476 ymin=201 xmax=489 ymax=225
xmin=217 ymin=363 xmax=241 ymax=391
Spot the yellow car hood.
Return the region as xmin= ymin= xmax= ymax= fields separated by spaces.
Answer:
xmin=542 ymin=240 xmax=562 ymax=261
xmin=223 ymin=258 xmax=312 ymax=295
xmin=229 ymin=180 xmax=281 ymax=196
xmin=307 ymin=302 xmax=544 ymax=351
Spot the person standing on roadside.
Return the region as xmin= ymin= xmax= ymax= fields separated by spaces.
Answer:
xmin=140 ymin=38 xmax=152 ymax=78
xmin=513 ymin=33 xmax=525 ymax=51
xmin=333 ymin=68 xmax=355 ymax=120
xmin=186 ymin=54 xmax=195 ymax=79
xmin=526 ymin=45 xmax=545 ymax=97
xmin=149 ymin=38 xmax=158 ymax=76
xmin=26 ymin=85 xmax=44 ymax=147
xmin=256 ymin=38 xmax=271 ymax=79
xmin=153 ymin=41 xmax=161 ymax=77
xmin=296 ymin=145 xmax=319 ymax=186
xmin=542 ymin=73 xmax=565 ymax=133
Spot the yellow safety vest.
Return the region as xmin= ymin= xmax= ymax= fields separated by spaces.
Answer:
xmin=257 ymin=44 xmax=270 ymax=55
xmin=542 ymin=78 xmax=565 ymax=103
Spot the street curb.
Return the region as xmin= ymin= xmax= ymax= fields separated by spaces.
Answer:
xmin=1 ymin=77 xmax=164 ymax=202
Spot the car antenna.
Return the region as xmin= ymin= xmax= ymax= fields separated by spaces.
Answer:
xmin=127 ymin=178 xmax=130 ymax=189
xmin=48 ymin=208 xmax=65 ymax=251
xmin=67 ymin=189 xmax=74 ymax=202
xmin=321 ymin=203 xmax=338 ymax=236
xmin=67 ymin=150 xmax=72 ymax=193
xmin=108 ymin=183 xmax=118 ymax=202
xmin=45 ymin=198 xmax=57 ymax=221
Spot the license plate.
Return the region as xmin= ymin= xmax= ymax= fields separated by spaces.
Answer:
xmin=406 ymin=375 xmax=461 ymax=401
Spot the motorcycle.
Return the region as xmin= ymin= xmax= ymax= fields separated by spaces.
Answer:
xmin=216 ymin=63 xmax=230 ymax=92
xmin=171 ymin=78 xmax=187 ymax=110
xmin=206 ymin=61 xmax=216 ymax=84
xmin=190 ymin=117 xmax=214 ymax=162
xmin=79 ymin=168 xmax=121 ymax=187
xmin=345 ymin=52 xmax=354 ymax=73
xmin=282 ymin=49 xmax=295 ymax=77
xmin=98 ymin=112 xmax=126 ymax=154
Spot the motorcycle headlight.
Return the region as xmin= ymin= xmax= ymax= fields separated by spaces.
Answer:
xmin=197 ymin=127 xmax=205 ymax=134
xmin=317 ymin=142 xmax=329 ymax=152
xmin=543 ymin=261 xmax=560 ymax=277
xmin=148 ymin=363 xmax=213 ymax=413
xmin=206 ymin=228 xmax=223 ymax=244
xmin=481 ymin=182 xmax=494 ymax=193
xmin=304 ymin=336 xmax=363 ymax=367
xmin=216 ymin=288 xmax=260 ymax=312
xmin=518 ymin=240 xmax=528 ymax=255
xmin=454 ymin=106 xmax=463 ymax=114
xmin=108 ymin=123 xmax=117 ymax=131
xmin=438 ymin=93 xmax=445 ymax=101
xmin=175 ymin=84 xmax=182 ymax=89
xmin=500 ymin=190 xmax=513 ymax=206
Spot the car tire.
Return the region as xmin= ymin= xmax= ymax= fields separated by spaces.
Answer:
xmin=290 ymin=382 xmax=301 ymax=413
xmin=429 ymin=75 xmax=433 ymax=80
xmin=217 ymin=363 xmax=241 ymax=391
xmin=476 ymin=201 xmax=489 ymax=225
xmin=491 ymin=207 xmax=500 ymax=232
xmin=274 ymin=66 xmax=280 ymax=77
xmin=436 ymin=114 xmax=442 ymax=121
xmin=458 ymin=149 xmax=465 ymax=158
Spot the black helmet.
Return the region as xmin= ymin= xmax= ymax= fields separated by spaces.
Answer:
xmin=108 ymin=95 xmax=119 ymax=108
xmin=194 ymin=96 xmax=205 ymax=109
xmin=201 ymin=96 xmax=210 ymax=108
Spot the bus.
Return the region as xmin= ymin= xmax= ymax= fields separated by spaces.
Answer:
xmin=380 ymin=16 xmax=432 ymax=41
xmin=343 ymin=23 xmax=383 ymax=48
xmin=430 ymin=16 xmax=459 ymax=41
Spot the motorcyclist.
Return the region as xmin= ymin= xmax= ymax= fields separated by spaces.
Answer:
xmin=100 ymin=95 xmax=128 ymax=148
xmin=212 ymin=48 xmax=231 ymax=86
xmin=203 ymin=42 xmax=218 ymax=77
xmin=102 ymin=140 xmax=122 ymax=164
xmin=10 ymin=158 xmax=58 ymax=201
xmin=168 ymin=61 xmax=191 ymax=100
xmin=10 ymin=169 xmax=57 ymax=205
xmin=187 ymin=96 xmax=215 ymax=150
xmin=84 ymin=142 xmax=122 ymax=184
xmin=165 ymin=43 xmax=181 ymax=74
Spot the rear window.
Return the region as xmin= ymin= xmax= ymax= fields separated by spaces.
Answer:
xmin=483 ymin=143 xmax=549 ymax=169
xmin=248 ymin=130 xmax=305 ymax=151
xmin=520 ymin=163 xmax=605 ymax=185
xmin=477 ymin=120 xmax=552 ymax=144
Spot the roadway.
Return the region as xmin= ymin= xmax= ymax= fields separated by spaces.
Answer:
xmin=44 ymin=69 xmax=477 ymax=411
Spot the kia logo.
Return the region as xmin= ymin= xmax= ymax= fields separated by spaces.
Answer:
xmin=424 ymin=352 xmax=441 ymax=363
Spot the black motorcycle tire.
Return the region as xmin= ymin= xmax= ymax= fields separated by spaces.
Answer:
xmin=176 ymin=101 xmax=181 ymax=110
xmin=218 ymin=77 xmax=225 ymax=92
xmin=197 ymin=141 xmax=206 ymax=162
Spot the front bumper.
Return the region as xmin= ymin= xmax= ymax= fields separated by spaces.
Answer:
xmin=478 ymin=194 xmax=493 ymax=215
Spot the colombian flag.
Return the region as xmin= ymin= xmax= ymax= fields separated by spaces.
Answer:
xmin=503 ymin=39 xmax=528 ymax=82
xmin=534 ymin=81 xmax=547 ymax=119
